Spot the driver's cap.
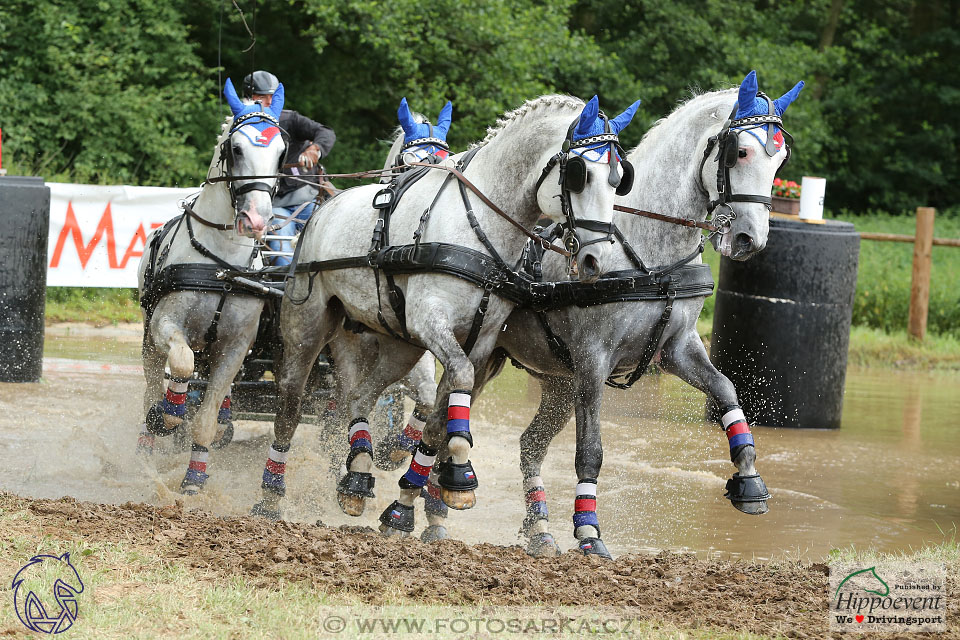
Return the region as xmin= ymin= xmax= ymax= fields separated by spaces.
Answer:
xmin=242 ymin=70 xmax=279 ymax=96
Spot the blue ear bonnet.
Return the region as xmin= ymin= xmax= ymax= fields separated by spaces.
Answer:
xmin=732 ymin=70 xmax=804 ymax=151
xmin=570 ymin=96 xmax=641 ymax=162
xmin=223 ymin=78 xmax=286 ymax=147
xmin=397 ymin=98 xmax=452 ymax=155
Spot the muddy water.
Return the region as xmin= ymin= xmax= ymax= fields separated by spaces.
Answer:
xmin=2 ymin=326 xmax=957 ymax=562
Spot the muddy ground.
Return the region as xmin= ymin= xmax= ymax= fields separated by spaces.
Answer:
xmin=3 ymin=491 xmax=954 ymax=639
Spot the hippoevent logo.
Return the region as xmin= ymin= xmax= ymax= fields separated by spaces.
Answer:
xmin=11 ymin=553 xmax=84 ymax=634
xmin=829 ymin=561 xmax=945 ymax=632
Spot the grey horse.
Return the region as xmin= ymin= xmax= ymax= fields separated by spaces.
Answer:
xmin=137 ymin=79 xmax=286 ymax=495
xmin=250 ymin=94 xmax=643 ymax=527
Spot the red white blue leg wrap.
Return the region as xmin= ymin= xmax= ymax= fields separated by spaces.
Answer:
xmin=160 ymin=377 xmax=189 ymax=418
xmin=524 ymin=475 xmax=549 ymax=526
xmin=572 ymin=479 xmax=599 ymax=533
xmin=262 ymin=442 xmax=289 ymax=496
xmin=218 ymin=394 xmax=232 ymax=424
xmin=347 ymin=418 xmax=373 ymax=460
xmin=446 ymin=391 xmax=472 ymax=446
xmin=401 ymin=442 xmax=438 ymax=489
xmin=182 ymin=443 xmax=209 ymax=488
xmin=396 ymin=410 xmax=426 ymax=453
xmin=722 ymin=406 xmax=754 ymax=460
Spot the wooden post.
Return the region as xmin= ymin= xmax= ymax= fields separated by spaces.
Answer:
xmin=908 ymin=207 xmax=935 ymax=340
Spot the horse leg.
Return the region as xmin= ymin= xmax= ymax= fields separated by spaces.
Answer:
xmin=519 ymin=375 xmax=574 ymax=557
xmin=178 ymin=334 xmax=251 ymax=495
xmin=137 ymin=331 xmax=167 ymax=455
xmin=337 ymin=342 xmax=427 ymax=520
xmin=140 ymin=322 xmax=195 ymax=453
xmin=375 ymin=352 xmax=436 ymax=471
xmin=252 ymin=298 xmax=340 ymax=519
xmin=659 ymin=328 xmax=770 ymax=515
xmin=571 ymin=370 xmax=613 ymax=559
xmin=211 ymin=393 xmax=234 ymax=449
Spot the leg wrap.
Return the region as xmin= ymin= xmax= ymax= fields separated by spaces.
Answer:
xmin=347 ymin=418 xmax=373 ymax=462
xmin=721 ymin=405 xmax=754 ymax=462
xmin=572 ymin=478 xmax=600 ymax=535
xmin=261 ymin=442 xmax=289 ymax=497
xmin=400 ymin=442 xmax=438 ymax=489
xmin=446 ymin=390 xmax=473 ymax=447
xmin=421 ymin=479 xmax=448 ymax=518
xmin=218 ymin=395 xmax=232 ymax=424
xmin=522 ymin=475 xmax=549 ymax=531
xmin=181 ymin=443 xmax=209 ymax=492
xmin=396 ymin=410 xmax=426 ymax=453
xmin=136 ymin=429 xmax=155 ymax=454
xmin=160 ymin=377 xmax=189 ymax=418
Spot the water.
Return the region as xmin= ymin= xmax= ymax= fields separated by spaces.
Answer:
xmin=1 ymin=326 xmax=957 ymax=561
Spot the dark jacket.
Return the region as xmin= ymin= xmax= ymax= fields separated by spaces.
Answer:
xmin=276 ymin=109 xmax=336 ymax=202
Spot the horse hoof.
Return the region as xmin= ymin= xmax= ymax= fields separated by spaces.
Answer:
xmin=578 ymin=537 xmax=612 ymax=560
xmin=251 ymin=501 xmax=281 ymax=521
xmin=337 ymin=492 xmax=366 ymax=517
xmin=732 ymin=499 xmax=769 ymax=515
xmin=373 ymin=445 xmax=410 ymax=472
xmin=180 ymin=484 xmax=201 ymax=496
xmin=420 ymin=525 xmax=448 ymax=543
xmin=526 ymin=533 xmax=560 ymax=558
xmin=211 ymin=421 xmax=235 ymax=450
xmin=378 ymin=523 xmax=411 ymax=538
xmin=724 ymin=473 xmax=771 ymax=515
xmin=440 ymin=488 xmax=476 ymax=511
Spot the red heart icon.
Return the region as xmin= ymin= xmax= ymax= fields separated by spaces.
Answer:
xmin=856 ymin=615 xmax=864 ymax=623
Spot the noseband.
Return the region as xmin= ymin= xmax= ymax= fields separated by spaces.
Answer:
xmin=698 ymin=91 xmax=793 ymax=237
xmin=393 ymin=120 xmax=450 ymax=170
xmin=216 ymin=110 xmax=289 ymax=213
xmin=535 ymin=114 xmax=635 ymax=266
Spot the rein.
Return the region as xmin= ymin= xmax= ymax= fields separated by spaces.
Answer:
xmin=613 ymin=204 xmax=719 ymax=233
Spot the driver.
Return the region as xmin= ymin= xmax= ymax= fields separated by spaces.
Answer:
xmin=243 ymin=70 xmax=336 ymax=265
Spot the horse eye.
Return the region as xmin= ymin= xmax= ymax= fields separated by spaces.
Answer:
xmin=233 ymin=144 xmax=243 ymax=156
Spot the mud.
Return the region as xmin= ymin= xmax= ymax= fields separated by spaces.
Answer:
xmin=3 ymin=491 xmax=955 ymax=639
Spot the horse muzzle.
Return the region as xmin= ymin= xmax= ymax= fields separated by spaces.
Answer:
xmin=576 ymin=245 xmax=604 ymax=283
xmin=236 ymin=211 xmax=268 ymax=240
xmin=730 ymin=232 xmax=766 ymax=260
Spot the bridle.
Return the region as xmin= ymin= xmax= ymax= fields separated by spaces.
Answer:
xmin=211 ymin=109 xmax=289 ymax=214
xmin=535 ymin=113 xmax=635 ymax=269
xmin=697 ymin=91 xmax=793 ymax=239
xmin=393 ymin=120 xmax=450 ymax=170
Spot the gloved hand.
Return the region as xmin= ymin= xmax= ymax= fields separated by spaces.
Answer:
xmin=299 ymin=144 xmax=321 ymax=169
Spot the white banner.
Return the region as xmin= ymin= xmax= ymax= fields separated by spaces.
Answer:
xmin=47 ymin=183 xmax=199 ymax=287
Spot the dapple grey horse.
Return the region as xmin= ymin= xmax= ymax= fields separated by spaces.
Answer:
xmin=251 ymin=95 xmax=642 ymax=528
xmin=379 ymin=71 xmax=804 ymax=557
xmin=137 ymin=79 xmax=287 ymax=495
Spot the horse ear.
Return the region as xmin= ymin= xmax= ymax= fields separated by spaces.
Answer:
xmin=736 ymin=70 xmax=759 ymax=118
xmin=575 ymin=95 xmax=600 ymax=138
xmin=269 ymin=83 xmax=285 ymax=116
xmin=435 ymin=101 xmax=453 ymax=139
xmin=397 ymin=97 xmax=419 ymax=137
xmin=774 ymin=81 xmax=805 ymax=116
xmin=59 ymin=552 xmax=71 ymax=563
xmin=224 ymin=79 xmax=245 ymax=117
xmin=609 ymin=99 xmax=641 ymax=135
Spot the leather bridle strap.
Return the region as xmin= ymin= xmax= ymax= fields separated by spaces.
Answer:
xmin=405 ymin=161 xmax=571 ymax=257
xmin=613 ymin=204 xmax=719 ymax=233
xmin=183 ymin=200 xmax=234 ymax=231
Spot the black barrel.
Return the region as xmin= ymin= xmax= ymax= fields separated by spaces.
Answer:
xmin=0 ymin=176 xmax=50 ymax=382
xmin=709 ymin=217 xmax=860 ymax=428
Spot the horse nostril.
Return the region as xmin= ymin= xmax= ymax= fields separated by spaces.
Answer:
xmin=581 ymin=254 xmax=600 ymax=277
xmin=735 ymin=233 xmax=754 ymax=253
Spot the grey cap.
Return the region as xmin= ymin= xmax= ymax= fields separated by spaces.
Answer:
xmin=242 ymin=70 xmax=280 ymax=96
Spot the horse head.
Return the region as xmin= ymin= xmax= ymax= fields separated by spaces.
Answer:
xmin=704 ymin=70 xmax=804 ymax=260
xmin=220 ymin=78 xmax=289 ymax=240
xmin=12 ymin=552 xmax=84 ymax=634
xmin=535 ymin=95 xmax=642 ymax=282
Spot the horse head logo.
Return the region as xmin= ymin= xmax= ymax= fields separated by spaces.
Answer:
xmin=835 ymin=566 xmax=890 ymax=599
xmin=12 ymin=553 xmax=84 ymax=634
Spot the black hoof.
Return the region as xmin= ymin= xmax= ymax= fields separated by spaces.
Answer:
xmin=211 ymin=421 xmax=235 ymax=449
xmin=337 ymin=470 xmax=376 ymax=498
xmin=725 ymin=473 xmax=771 ymax=516
xmin=527 ymin=533 xmax=560 ymax=557
xmin=437 ymin=459 xmax=479 ymax=491
xmin=379 ymin=500 xmax=415 ymax=533
xmin=251 ymin=501 xmax=281 ymax=521
xmin=578 ymin=537 xmax=612 ymax=559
